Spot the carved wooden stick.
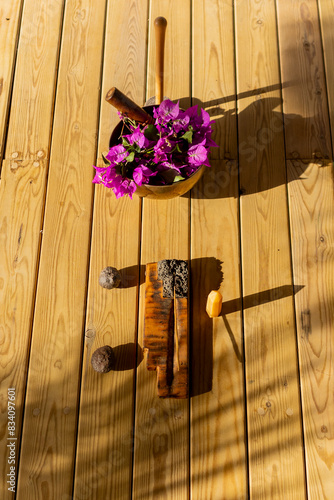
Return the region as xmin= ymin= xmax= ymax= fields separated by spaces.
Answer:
xmin=105 ymin=87 xmax=154 ymax=124
xmin=154 ymin=17 xmax=167 ymax=105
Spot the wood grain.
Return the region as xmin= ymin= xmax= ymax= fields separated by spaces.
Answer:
xmin=235 ymin=0 xmax=306 ymax=498
xmin=16 ymin=0 xmax=107 ymax=498
xmin=287 ymin=159 xmax=334 ymax=500
xmin=0 ymin=160 xmax=47 ymax=499
xmin=192 ymin=0 xmax=237 ymax=161
xmin=133 ymin=198 xmax=190 ymax=500
xmin=317 ymin=0 xmax=334 ymax=157
xmin=73 ymin=1 xmax=148 ymax=499
xmin=0 ymin=1 xmax=65 ymax=498
xmin=132 ymin=3 xmax=191 ymax=497
xmin=2 ymin=1 xmax=334 ymax=499
xmin=190 ymin=158 xmax=247 ymax=500
xmin=276 ymin=0 xmax=332 ymax=159
xmin=4 ymin=0 xmax=65 ymax=160
xmin=0 ymin=0 xmax=23 ymax=163
xmin=191 ymin=1 xmax=247 ymax=499
xmin=146 ymin=1 xmax=191 ymax=104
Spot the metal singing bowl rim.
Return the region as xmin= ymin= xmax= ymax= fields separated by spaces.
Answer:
xmin=108 ymin=105 xmax=206 ymax=199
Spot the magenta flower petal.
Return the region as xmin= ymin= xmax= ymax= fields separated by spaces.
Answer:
xmin=158 ymin=161 xmax=181 ymax=174
xmin=205 ymin=136 xmax=219 ymax=148
xmin=200 ymin=107 xmax=211 ymax=127
xmin=112 ymin=177 xmax=137 ymax=199
xmin=155 ymin=99 xmax=180 ymax=121
xmin=172 ymin=115 xmax=190 ymax=133
xmin=92 ymin=171 xmax=102 ymax=184
xmin=133 ymin=167 xmax=144 ymax=186
xmin=188 ymin=143 xmax=209 ymax=167
xmin=123 ymin=126 xmax=148 ymax=149
xmin=153 ymin=151 xmax=168 ymax=163
xmin=181 ymin=105 xmax=201 ymax=129
xmin=106 ymin=144 xmax=128 ymax=163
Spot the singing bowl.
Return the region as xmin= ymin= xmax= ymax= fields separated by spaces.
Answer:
xmin=109 ymin=105 xmax=206 ymax=200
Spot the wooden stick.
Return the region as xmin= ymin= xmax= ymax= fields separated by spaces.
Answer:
xmin=154 ymin=17 xmax=167 ymax=105
xmin=105 ymin=87 xmax=154 ymax=124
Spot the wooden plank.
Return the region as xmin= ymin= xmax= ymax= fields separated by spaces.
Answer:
xmin=0 ymin=0 xmax=23 ymax=163
xmin=73 ymin=1 xmax=148 ymax=498
xmin=276 ymin=0 xmax=332 ymax=160
xmin=287 ymin=159 xmax=334 ymax=499
xmin=4 ymin=0 xmax=65 ymax=160
xmin=190 ymin=158 xmax=247 ymax=500
xmin=0 ymin=1 xmax=66 ymax=498
xmin=16 ymin=0 xmax=107 ymax=498
xmin=318 ymin=0 xmax=334 ymax=156
xmin=146 ymin=3 xmax=190 ymax=104
xmin=190 ymin=1 xmax=247 ymax=498
xmin=132 ymin=2 xmax=191 ymax=498
xmin=235 ymin=1 xmax=307 ymax=498
xmin=192 ymin=0 xmax=237 ymax=162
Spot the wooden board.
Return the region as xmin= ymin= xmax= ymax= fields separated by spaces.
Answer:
xmin=190 ymin=1 xmax=247 ymax=498
xmin=318 ymin=0 xmax=334 ymax=156
xmin=16 ymin=1 xmax=107 ymax=498
xmin=132 ymin=2 xmax=191 ymax=498
xmin=235 ymin=0 xmax=306 ymax=498
xmin=144 ymin=262 xmax=188 ymax=398
xmin=73 ymin=1 xmax=148 ymax=499
xmin=0 ymin=1 xmax=65 ymax=498
xmin=4 ymin=0 xmax=65 ymax=160
xmin=276 ymin=0 xmax=332 ymax=160
xmin=0 ymin=0 xmax=23 ymax=164
xmin=191 ymin=0 xmax=237 ymax=162
xmin=287 ymin=159 xmax=334 ymax=499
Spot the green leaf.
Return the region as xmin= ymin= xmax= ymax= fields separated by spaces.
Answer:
xmin=102 ymin=153 xmax=110 ymax=165
xmin=122 ymin=137 xmax=130 ymax=147
xmin=144 ymin=124 xmax=159 ymax=141
xmin=173 ymin=175 xmax=185 ymax=183
xmin=181 ymin=129 xmax=193 ymax=143
xmin=127 ymin=151 xmax=135 ymax=162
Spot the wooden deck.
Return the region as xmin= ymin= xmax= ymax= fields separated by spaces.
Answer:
xmin=1 ymin=1 xmax=333 ymax=498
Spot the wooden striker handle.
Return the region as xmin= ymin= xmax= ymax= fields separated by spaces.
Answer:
xmin=105 ymin=87 xmax=154 ymax=124
xmin=154 ymin=17 xmax=167 ymax=105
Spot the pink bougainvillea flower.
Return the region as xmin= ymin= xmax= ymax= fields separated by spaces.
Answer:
xmin=133 ymin=165 xmax=156 ymax=186
xmin=106 ymin=173 xmax=137 ymax=199
xmin=172 ymin=114 xmax=190 ymax=134
xmin=180 ymin=105 xmax=202 ymax=128
xmin=92 ymin=98 xmax=217 ymax=199
xmin=188 ymin=141 xmax=210 ymax=167
xmin=154 ymin=99 xmax=180 ymax=123
xmin=153 ymin=137 xmax=176 ymax=163
xmin=105 ymin=144 xmax=128 ymax=164
xmin=122 ymin=126 xmax=151 ymax=149
xmin=181 ymin=165 xmax=200 ymax=177
xmin=200 ymin=107 xmax=211 ymax=127
xmin=158 ymin=160 xmax=181 ymax=173
xmin=93 ymin=162 xmax=137 ymax=198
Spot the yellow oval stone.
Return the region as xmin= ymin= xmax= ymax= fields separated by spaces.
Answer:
xmin=206 ymin=290 xmax=222 ymax=318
